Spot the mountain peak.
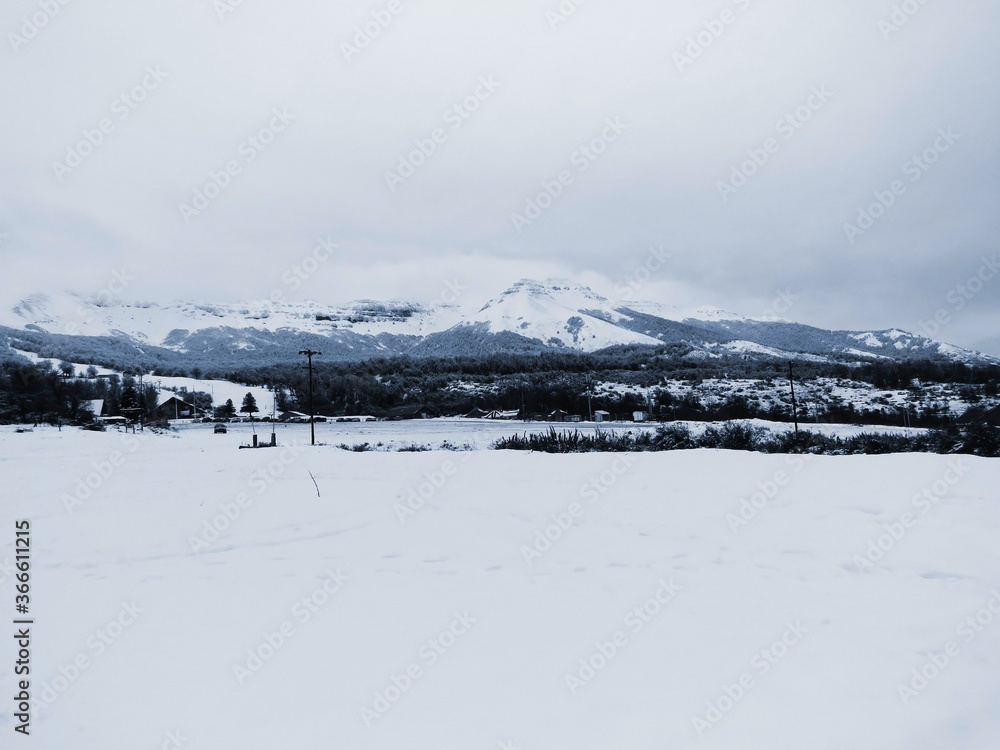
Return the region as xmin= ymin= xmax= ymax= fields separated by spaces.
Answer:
xmin=483 ymin=278 xmax=609 ymax=311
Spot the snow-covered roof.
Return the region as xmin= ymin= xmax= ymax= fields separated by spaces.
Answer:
xmin=157 ymin=392 xmax=190 ymax=407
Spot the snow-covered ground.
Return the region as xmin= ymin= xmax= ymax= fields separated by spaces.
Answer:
xmin=1 ymin=424 xmax=998 ymax=749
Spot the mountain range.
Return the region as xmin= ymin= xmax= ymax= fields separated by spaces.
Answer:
xmin=2 ymin=279 xmax=996 ymax=370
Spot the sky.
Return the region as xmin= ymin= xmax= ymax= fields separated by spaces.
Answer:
xmin=1 ymin=0 xmax=998 ymax=355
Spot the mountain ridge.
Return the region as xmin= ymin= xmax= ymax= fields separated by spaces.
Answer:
xmin=2 ymin=279 xmax=996 ymax=369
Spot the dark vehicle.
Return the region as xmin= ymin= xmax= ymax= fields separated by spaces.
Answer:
xmin=214 ymin=424 xmax=228 ymax=434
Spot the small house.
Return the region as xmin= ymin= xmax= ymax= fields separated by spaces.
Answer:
xmin=594 ymin=410 xmax=611 ymax=423
xmin=151 ymin=393 xmax=197 ymax=420
xmin=84 ymin=399 xmax=107 ymax=420
xmin=384 ymin=405 xmax=428 ymax=420
xmin=632 ymin=411 xmax=649 ymax=422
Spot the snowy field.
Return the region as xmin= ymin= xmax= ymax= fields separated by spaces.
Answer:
xmin=1 ymin=424 xmax=999 ymax=749
xmin=167 ymin=416 xmax=930 ymax=451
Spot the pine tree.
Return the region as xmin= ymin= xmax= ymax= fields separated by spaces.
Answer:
xmin=240 ymin=393 xmax=258 ymax=416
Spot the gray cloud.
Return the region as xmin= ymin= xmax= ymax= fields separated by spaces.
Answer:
xmin=1 ymin=0 xmax=998 ymax=353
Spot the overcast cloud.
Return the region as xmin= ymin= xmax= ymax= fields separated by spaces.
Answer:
xmin=1 ymin=0 xmax=998 ymax=353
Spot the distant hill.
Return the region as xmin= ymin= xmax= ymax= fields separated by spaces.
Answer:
xmin=2 ymin=280 xmax=996 ymax=371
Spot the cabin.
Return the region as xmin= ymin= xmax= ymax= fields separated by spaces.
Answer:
xmin=464 ymin=407 xmax=489 ymax=419
xmin=84 ymin=399 xmax=107 ymax=420
xmin=632 ymin=411 xmax=649 ymax=422
xmin=594 ymin=410 xmax=611 ymax=423
xmin=151 ymin=393 xmax=197 ymax=420
xmin=384 ymin=405 xmax=428 ymax=420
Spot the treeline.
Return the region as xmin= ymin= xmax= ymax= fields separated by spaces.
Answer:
xmin=0 ymin=359 xmax=159 ymax=424
xmin=211 ymin=351 xmax=998 ymax=424
xmin=3 ymin=349 xmax=998 ymax=426
xmin=494 ymin=422 xmax=1000 ymax=458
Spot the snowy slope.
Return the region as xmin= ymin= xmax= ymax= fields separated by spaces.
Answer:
xmin=624 ymin=299 xmax=752 ymax=324
xmin=4 ymin=293 xmax=462 ymax=348
xmin=2 ymin=425 xmax=999 ymax=749
xmin=467 ymin=279 xmax=663 ymax=351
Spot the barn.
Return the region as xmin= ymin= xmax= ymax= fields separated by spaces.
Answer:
xmin=151 ymin=394 xmax=197 ymax=420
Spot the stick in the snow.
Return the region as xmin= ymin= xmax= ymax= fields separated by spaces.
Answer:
xmin=309 ymin=470 xmax=321 ymax=497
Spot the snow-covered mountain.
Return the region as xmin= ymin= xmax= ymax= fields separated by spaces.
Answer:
xmin=1 ymin=279 xmax=996 ymax=368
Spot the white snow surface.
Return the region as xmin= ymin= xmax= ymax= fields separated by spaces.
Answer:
xmin=623 ymin=300 xmax=751 ymax=323
xmin=2 ymin=423 xmax=999 ymax=749
xmin=470 ymin=279 xmax=662 ymax=351
xmin=3 ymin=292 xmax=463 ymax=346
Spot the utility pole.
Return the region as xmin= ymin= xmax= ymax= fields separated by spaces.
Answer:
xmin=299 ymin=349 xmax=321 ymax=445
xmin=586 ymin=373 xmax=593 ymax=422
xmin=788 ymin=362 xmax=799 ymax=439
xmin=138 ymin=371 xmax=144 ymax=431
